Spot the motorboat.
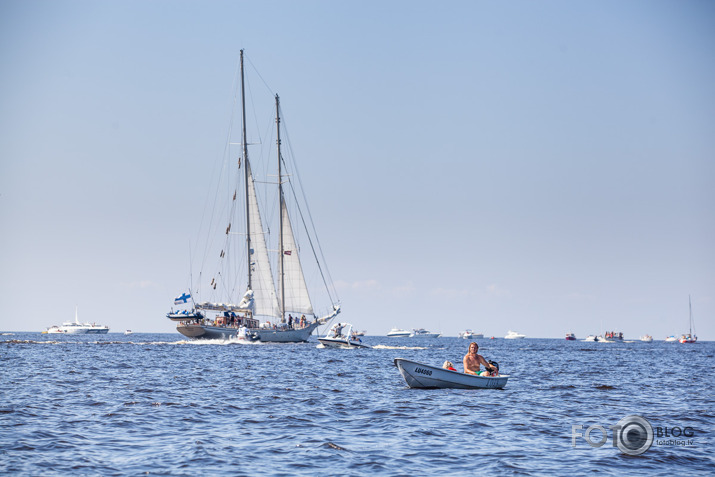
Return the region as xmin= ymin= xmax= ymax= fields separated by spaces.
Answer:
xmin=665 ymin=335 xmax=678 ymax=342
xmin=355 ymin=330 xmax=366 ymax=336
xmin=458 ymin=330 xmax=484 ymax=339
xmin=44 ymin=307 xmax=109 ymax=334
xmin=565 ymin=333 xmax=577 ymax=341
xmin=584 ymin=335 xmax=603 ymax=342
xmin=604 ymin=331 xmax=624 ymax=341
xmin=393 ymin=358 xmax=508 ymax=389
xmin=124 ymin=330 xmax=133 ymax=335
xmin=409 ymin=328 xmax=442 ymax=338
xmin=640 ymin=335 xmax=653 ymax=342
xmin=318 ymin=323 xmax=369 ymax=349
xmin=504 ymin=330 xmax=526 ymax=339
xmin=166 ymin=309 xmax=205 ymax=322
xmin=387 ymin=328 xmax=411 ymax=337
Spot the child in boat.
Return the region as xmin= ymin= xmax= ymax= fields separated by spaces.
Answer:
xmin=442 ymin=361 xmax=457 ymax=371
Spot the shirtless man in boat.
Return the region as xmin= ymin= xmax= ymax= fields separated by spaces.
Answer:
xmin=463 ymin=342 xmax=497 ymax=376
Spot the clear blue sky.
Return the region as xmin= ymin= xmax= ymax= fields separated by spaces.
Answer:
xmin=1 ymin=1 xmax=713 ymax=339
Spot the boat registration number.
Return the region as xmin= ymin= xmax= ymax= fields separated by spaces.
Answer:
xmin=414 ymin=367 xmax=432 ymax=376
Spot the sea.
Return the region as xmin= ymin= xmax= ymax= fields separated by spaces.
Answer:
xmin=1 ymin=333 xmax=712 ymax=476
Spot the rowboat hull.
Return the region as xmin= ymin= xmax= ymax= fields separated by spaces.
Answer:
xmin=394 ymin=358 xmax=508 ymax=389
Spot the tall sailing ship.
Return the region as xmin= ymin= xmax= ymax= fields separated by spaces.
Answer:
xmin=167 ymin=50 xmax=340 ymax=342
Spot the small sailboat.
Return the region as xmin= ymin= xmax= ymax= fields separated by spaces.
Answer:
xmin=679 ymin=296 xmax=698 ymax=343
xmin=167 ymin=50 xmax=340 ymax=342
xmin=318 ymin=323 xmax=369 ymax=349
xmin=393 ymin=358 xmax=508 ymax=389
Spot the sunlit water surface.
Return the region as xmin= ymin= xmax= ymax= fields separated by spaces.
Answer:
xmin=1 ymin=333 xmax=713 ymax=475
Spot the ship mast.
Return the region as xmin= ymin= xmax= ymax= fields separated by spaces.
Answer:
xmin=276 ymin=94 xmax=285 ymax=321
xmin=240 ymin=49 xmax=252 ymax=290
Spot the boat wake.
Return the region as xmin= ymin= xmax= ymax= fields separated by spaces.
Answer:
xmin=372 ymin=345 xmax=430 ymax=350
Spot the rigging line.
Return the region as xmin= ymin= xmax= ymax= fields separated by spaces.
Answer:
xmin=196 ymin=55 xmax=244 ymax=283
xmin=245 ymin=53 xmax=276 ymax=97
xmin=280 ymin=111 xmax=339 ymax=302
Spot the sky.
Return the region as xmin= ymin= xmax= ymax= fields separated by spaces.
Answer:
xmin=1 ymin=0 xmax=713 ymax=339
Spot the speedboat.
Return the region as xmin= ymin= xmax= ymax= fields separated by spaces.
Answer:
xmin=504 ymin=330 xmax=526 ymax=339
xmin=318 ymin=323 xmax=369 ymax=349
xmin=640 ymin=335 xmax=653 ymax=342
xmin=584 ymin=335 xmax=603 ymax=342
xmin=387 ymin=327 xmax=410 ymax=337
xmin=665 ymin=335 xmax=678 ymax=342
xmin=393 ymin=358 xmax=508 ymax=389
xmin=409 ymin=328 xmax=442 ymax=338
xmin=166 ymin=309 xmax=205 ymax=322
xmin=124 ymin=330 xmax=133 ymax=335
xmin=45 ymin=307 xmax=109 ymax=334
xmin=565 ymin=333 xmax=577 ymax=341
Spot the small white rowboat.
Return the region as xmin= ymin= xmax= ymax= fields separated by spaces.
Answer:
xmin=394 ymin=358 xmax=509 ymax=389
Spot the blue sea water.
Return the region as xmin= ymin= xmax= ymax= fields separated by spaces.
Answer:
xmin=1 ymin=333 xmax=713 ymax=476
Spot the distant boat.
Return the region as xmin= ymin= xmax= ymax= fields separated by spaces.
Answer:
xmin=124 ymin=330 xmax=133 ymax=335
xmin=167 ymin=50 xmax=340 ymax=342
xmin=355 ymin=330 xmax=366 ymax=337
xmin=603 ymin=331 xmax=624 ymax=342
xmin=664 ymin=335 xmax=678 ymax=342
xmin=640 ymin=335 xmax=653 ymax=342
xmin=504 ymin=330 xmax=526 ymax=339
xmin=387 ymin=328 xmax=411 ymax=338
xmin=584 ymin=335 xmax=603 ymax=342
xmin=679 ymin=296 xmax=698 ymax=344
xmin=318 ymin=323 xmax=370 ymax=349
xmin=565 ymin=333 xmax=577 ymax=341
xmin=44 ymin=307 xmax=109 ymax=334
xmin=393 ymin=358 xmax=509 ymax=389
xmin=458 ymin=330 xmax=484 ymax=339
xmin=409 ymin=328 xmax=442 ymax=338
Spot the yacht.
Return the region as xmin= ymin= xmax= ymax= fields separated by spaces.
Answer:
xmin=504 ymin=330 xmax=526 ymax=339
xmin=640 ymin=335 xmax=653 ymax=342
xmin=387 ymin=328 xmax=411 ymax=338
xmin=565 ymin=333 xmax=577 ymax=341
xmin=44 ymin=307 xmax=109 ymax=334
xmin=410 ymin=328 xmax=442 ymax=338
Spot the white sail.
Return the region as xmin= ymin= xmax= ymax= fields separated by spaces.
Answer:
xmin=247 ymin=161 xmax=280 ymax=318
xmin=279 ymin=199 xmax=313 ymax=315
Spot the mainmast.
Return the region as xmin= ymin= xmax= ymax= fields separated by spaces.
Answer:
xmin=276 ymin=94 xmax=285 ymax=321
xmin=240 ymin=49 xmax=252 ymax=290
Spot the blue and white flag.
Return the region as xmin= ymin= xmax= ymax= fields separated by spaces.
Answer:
xmin=174 ymin=292 xmax=191 ymax=305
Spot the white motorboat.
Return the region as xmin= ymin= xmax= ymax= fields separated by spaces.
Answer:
xmin=168 ymin=50 xmax=341 ymax=342
xmin=387 ymin=328 xmax=411 ymax=337
xmin=640 ymin=335 xmax=653 ymax=342
xmin=393 ymin=358 xmax=508 ymax=389
xmin=44 ymin=307 xmax=109 ymax=334
xmin=504 ymin=330 xmax=526 ymax=339
xmin=318 ymin=323 xmax=370 ymax=349
xmin=409 ymin=328 xmax=442 ymax=338
xmin=458 ymin=329 xmax=483 ymax=339
xmin=665 ymin=335 xmax=678 ymax=342
xmin=124 ymin=330 xmax=133 ymax=335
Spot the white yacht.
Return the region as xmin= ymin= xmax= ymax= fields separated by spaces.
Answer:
xmin=504 ymin=330 xmax=526 ymax=339
xmin=44 ymin=307 xmax=109 ymax=334
xmin=387 ymin=328 xmax=411 ymax=338
xmin=458 ymin=330 xmax=484 ymax=339
xmin=409 ymin=328 xmax=442 ymax=338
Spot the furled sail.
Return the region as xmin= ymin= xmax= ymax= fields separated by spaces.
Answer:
xmin=247 ymin=161 xmax=280 ymax=317
xmin=279 ymin=199 xmax=313 ymax=315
